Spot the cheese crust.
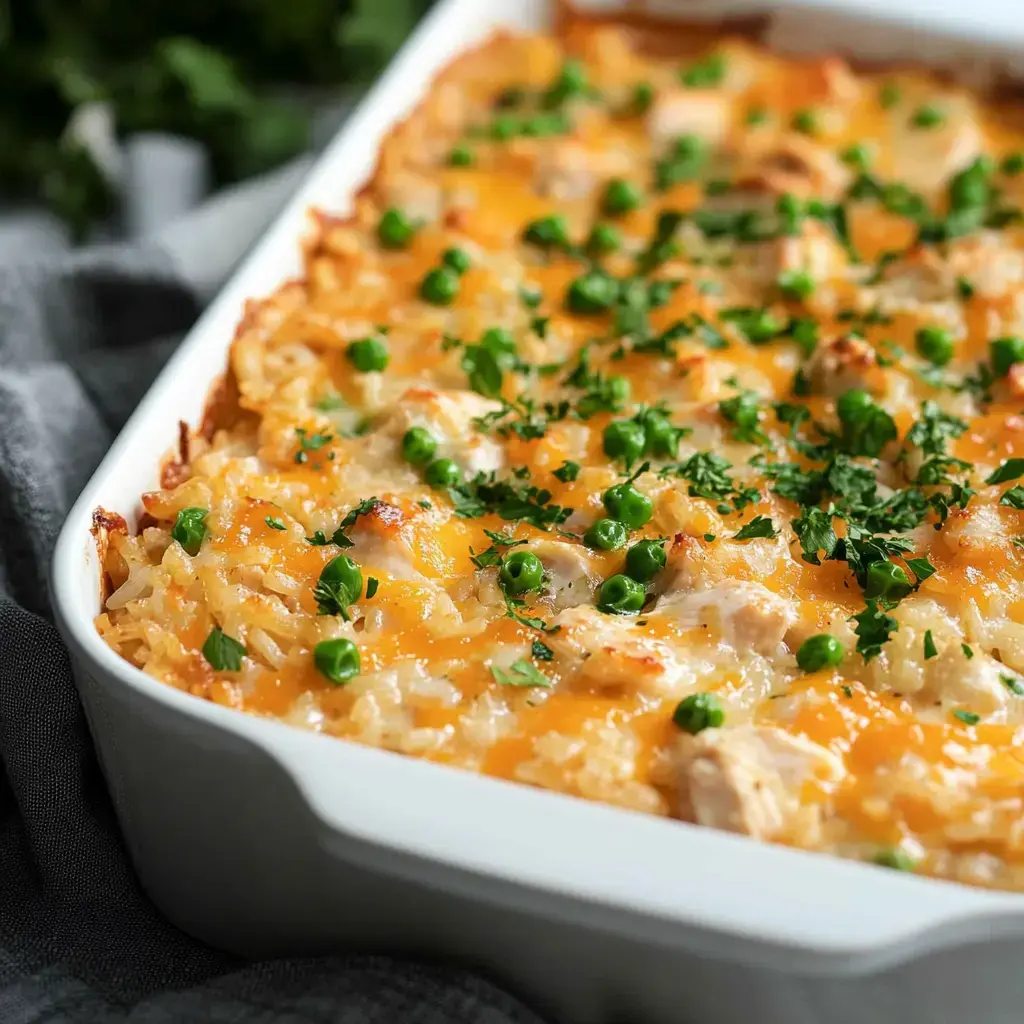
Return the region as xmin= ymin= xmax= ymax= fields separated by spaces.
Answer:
xmin=97 ymin=12 xmax=1024 ymax=892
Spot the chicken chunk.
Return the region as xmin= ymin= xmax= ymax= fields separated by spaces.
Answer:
xmin=804 ymin=332 xmax=883 ymax=397
xmin=378 ymin=170 xmax=444 ymax=224
xmin=677 ymin=725 xmax=845 ymax=838
xmin=533 ymin=140 xmax=634 ymax=201
xmin=384 ymin=386 xmax=503 ymax=475
xmin=918 ymin=646 xmax=1012 ymax=720
xmin=530 ymin=539 xmax=602 ymax=611
xmin=735 ymin=133 xmax=851 ymax=199
xmin=935 ymin=503 xmax=1007 ymax=562
xmin=945 ymin=231 xmax=1024 ymax=300
xmin=656 ymin=580 xmax=797 ymax=654
xmin=549 ymin=605 xmax=683 ymax=695
xmin=647 ymin=88 xmax=733 ymax=149
xmin=889 ymin=94 xmax=983 ymax=195
xmin=858 ymin=246 xmax=964 ymax=329
xmin=744 ymin=219 xmax=849 ymax=293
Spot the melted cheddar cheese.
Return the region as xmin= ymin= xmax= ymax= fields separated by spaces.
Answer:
xmin=97 ymin=11 xmax=1024 ymax=891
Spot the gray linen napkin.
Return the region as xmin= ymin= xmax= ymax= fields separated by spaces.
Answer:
xmin=0 ymin=157 xmax=545 ymax=1024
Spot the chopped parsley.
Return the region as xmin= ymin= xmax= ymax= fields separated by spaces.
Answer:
xmin=201 ymin=627 xmax=246 ymax=672
xmin=265 ymin=515 xmax=286 ymax=531
xmin=1002 ymin=673 xmax=1024 ymax=696
xmin=987 ymin=459 xmax=1024 ymax=485
xmin=531 ymin=639 xmax=554 ymax=661
xmin=680 ymin=51 xmax=726 ymax=88
xmin=447 ymin=470 xmax=573 ymax=531
xmin=553 ymin=460 xmax=581 ymax=483
xmin=662 ymin=451 xmax=758 ymax=512
xmin=492 ymin=659 xmax=553 ymax=688
xmin=792 ymin=506 xmax=838 ymax=565
xmin=852 ymin=600 xmax=899 ymax=662
xmin=906 ymin=401 xmax=968 ymax=456
xmin=470 ymin=530 xmax=527 ymax=569
xmin=331 ymin=497 xmax=385 ymax=548
xmin=953 ymin=709 xmax=980 ymax=726
xmin=923 ymin=630 xmax=937 ymax=660
xmin=732 ymin=515 xmax=778 ymax=541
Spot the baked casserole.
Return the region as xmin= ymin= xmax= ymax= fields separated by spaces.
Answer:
xmin=97 ymin=8 xmax=1024 ymax=891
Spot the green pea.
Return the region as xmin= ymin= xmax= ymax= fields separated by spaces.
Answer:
xmin=840 ymin=143 xmax=871 ymax=171
xmin=864 ymin=561 xmax=913 ymax=602
xmin=544 ymin=59 xmax=588 ymax=107
xmin=1002 ymin=152 xmax=1024 ymax=177
xmin=425 ymin=458 xmax=461 ymax=488
xmin=672 ymin=692 xmax=725 ymax=734
xmin=314 ymin=637 xmax=361 ymax=685
xmin=597 ymin=573 xmax=646 ymax=614
xmin=642 ymin=413 xmax=681 ymax=458
xmin=522 ymin=112 xmax=571 ymax=137
xmin=606 ymin=376 xmax=631 ymax=407
xmin=777 ymin=269 xmax=815 ymax=301
xmin=448 ymin=145 xmax=474 ymax=167
xmin=401 ymin=427 xmax=437 ymax=466
xmin=630 ymin=81 xmax=655 ymax=114
xmin=873 ymin=847 xmax=917 ymax=871
xmin=566 ymin=271 xmax=618 ymax=315
xmin=949 ymin=157 xmax=992 ymax=211
xmin=420 ymin=266 xmax=461 ymax=305
xmin=319 ymin=555 xmax=363 ymax=605
xmin=796 ymin=633 xmax=844 ymax=672
xmin=719 ymin=392 xmax=760 ymax=432
xmin=377 ymin=208 xmax=417 ymax=249
xmin=791 ymin=109 xmax=819 ymax=135
xmin=491 ymin=113 xmax=520 ymax=140
xmin=625 ymin=539 xmax=666 ymax=582
xmin=523 ymin=214 xmax=571 ymax=249
xmin=836 ymin=388 xmax=873 ymax=424
xmin=915 ymin=326 xmax=955 ymax=367
xmin=171 ymin=507 xmax=208 ymax=556
xmin=480 ymin=326 xmax=517 ymax=364
xmin=586 ymin=222 xmax=622 ymax=255
xmin=603 ymin=482 xmax=653 ymax=529
xmin=911 ymin=104 xmax=945 ymax=129
xmin=346 ymin=336 xmax=389 ymax=373
xmin=990 ymin=336 xmax=1024 ymax=376
xmin=500 ymin=550 xmax=544 ymax=595
xmin=603 ymin=420 xmax=646 ymax=465
xmin=601 ymin=178 xmax=643 ymax=217
xmin=442 ymin=247 xmax=471 ymax=275
xmin=584 ymin=518 xmax=628 ymax=552
xmin=730 ymin=307 xmax=784 ymax=344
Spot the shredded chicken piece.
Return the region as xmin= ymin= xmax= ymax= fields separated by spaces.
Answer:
xmin=647 ymin=88 xmax=732 ymax=149
xmin=656 ymin=579 xmax=797 ymax=654
xmin=677 ymin=725 xmax=845 ymax=838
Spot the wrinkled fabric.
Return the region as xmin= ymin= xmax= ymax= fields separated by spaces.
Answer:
xmin=0 ymin=169 xmax=543 ymax=1024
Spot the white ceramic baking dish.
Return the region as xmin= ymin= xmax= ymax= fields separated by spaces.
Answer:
xmin=50 ymin=2 xmax=1024 ymax=1022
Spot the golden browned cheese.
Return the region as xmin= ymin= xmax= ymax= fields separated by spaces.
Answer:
xmin=97 ymin=15 xmax=1024 ymax=890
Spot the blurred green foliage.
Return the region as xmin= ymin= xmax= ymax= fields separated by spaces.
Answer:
xmin=0 ymin=0 xmax=429 ymax=236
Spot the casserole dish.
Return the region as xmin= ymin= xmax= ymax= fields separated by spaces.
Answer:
xmin=51 ymin=1 xmax=1024 ymax=1021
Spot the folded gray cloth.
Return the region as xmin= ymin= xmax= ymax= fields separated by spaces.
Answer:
xmin=0 ymin=165 xmax=545 ymax=1024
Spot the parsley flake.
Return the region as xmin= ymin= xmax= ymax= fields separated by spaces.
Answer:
xmin=732 ymin=515 xmax=778 ymax=541
xmin=491 ymin=659 xmax=553 ymax=688
xmin=852 ymin=600 xmax=899 ymax=661
xmin=923 ymin=630 xmax=937 ymax=660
